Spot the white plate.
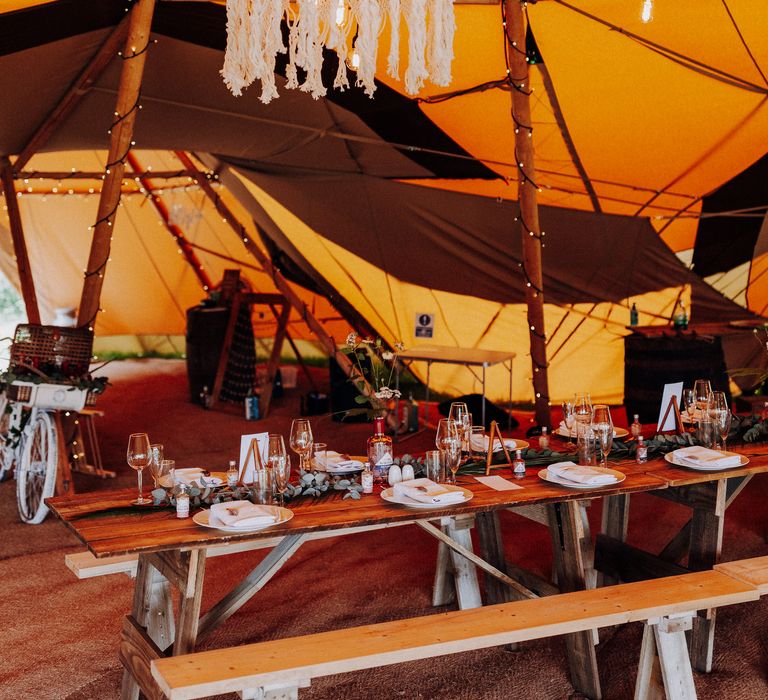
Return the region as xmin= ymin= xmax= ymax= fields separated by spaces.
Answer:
xmin=193 ymin=506 xmax=293 ymax=532
xmin=538 ymin=467 xmax=626 ymax=489
xmin=380 ymin=485 xmax=473 ymax=509
xmin=664 ymin=450 xmax=748 ymax=471
xmin=555 ymin=427 xmax=629 ymax=439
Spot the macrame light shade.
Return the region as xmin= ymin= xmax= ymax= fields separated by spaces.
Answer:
xmin=221 ymin=0 xmax=456 ymax=103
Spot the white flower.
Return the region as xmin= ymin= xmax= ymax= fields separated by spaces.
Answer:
xmin=345 ymin=332 xmax=357 ymax=348
xmin=374 ymin=387 xmax=401 ymax=400
xmin=381 ymin=351 xmax=394 ymax=361
xmin=394 ymin=342 xmax=405 ymax=352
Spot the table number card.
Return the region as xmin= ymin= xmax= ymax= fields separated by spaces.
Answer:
xmin=239 ymin=432 xmax=269 ymax=483
xmin=657 ymin=382 xmax=684 ymax=432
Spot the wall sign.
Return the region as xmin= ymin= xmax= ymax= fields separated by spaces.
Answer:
xmin=415 ymin=313 xmax=434 ymax=338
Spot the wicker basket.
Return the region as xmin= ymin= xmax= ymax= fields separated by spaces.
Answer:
xmin=9 ymin=324 xmax=93 ymax=379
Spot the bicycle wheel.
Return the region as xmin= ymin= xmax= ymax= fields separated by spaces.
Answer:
xmin=0 ymin=396 xmax=13 ymax=482
xmin=16 ymin=411 xmax=58 ymax=524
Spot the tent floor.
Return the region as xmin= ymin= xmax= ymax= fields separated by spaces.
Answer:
xmin=1 ymin=359 xmax=766 ymax=699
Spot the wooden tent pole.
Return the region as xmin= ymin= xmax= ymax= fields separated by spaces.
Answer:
xmin=505 ymin=0 xmax=551 ymax=427
xmin=77 ymin=0 xmax=156 ymax=328
xmin=172 ymin=151 xmax=377 ymax=405
xmin=0 ymin=158 xmax=40 ymax=324
xmin=13 ymin=16 xmax=131 ymax=173
xmin=125 ymin=151 xmax=213 ymax=290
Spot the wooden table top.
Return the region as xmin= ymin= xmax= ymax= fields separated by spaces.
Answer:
xmin=48 ymin=443 xmax=768 ymax=559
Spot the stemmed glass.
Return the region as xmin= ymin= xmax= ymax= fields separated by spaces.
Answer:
xmin=127 ymin=433 xmax=152 ymax=505
xmin=573 ymin=393 xmax=593 ymax=436
xmin=591 ymin=405 xmax=613 ymax=467
xmin=289 ymin=419 xmax=313 ymax=472
xmin=448 ymin=402 xmax=471 ymax=458
xmin=694 ymin=379 xmax=713 ymax=413
xmin=267 ymin=434 xmax=287 ymax=469
xmin=561 ymin=401 xmax=575 ymax=443
xmin=710 ymin=391 xmax=731 ymax=451
xmin=148 ymin=443 xmax=164 ymax=489
xmin=436 ymin=418 xmax=462 ymax=484
xmin=681 ymin=388 xmax=696 ymax=426
xmin=272 ymin=454 xmax=292 ymax=507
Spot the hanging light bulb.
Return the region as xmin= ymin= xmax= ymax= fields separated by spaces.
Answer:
xmin=350 ymin=51 xmax=360 ymax=70
xmin=335 ymin=0 xmax=345 ymax=27
xmin=640 ymin=0 xmax=653 ymax=23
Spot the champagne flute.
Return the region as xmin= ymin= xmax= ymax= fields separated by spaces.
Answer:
xmin=436 ymin=419 xmax=461 ymax=483
xmin=591 ymin=405 xmax=613 ymax=467
xmin=681 ymin=388 xmax=696 ymax=425
xmin=710 ymin=391 xmax=731 ymax=451
xmin=148 ymin=443 xmax=163 ymax=489
xmin=448 ymin=402 xmax=471 ymax=457
xmin=573 ymin=392 xmax=593 ymax=434
xmin=127 ymin=433 xmax=152 ymax=505
xmin=272 ymin=454 xmax=292 ymax=507
xmin=289 ymin=419 xmax=313 ymax=472
xmin=561 ymin=401 xmax=575 ymax=443
xmin=693 ymin=379 xmax=713 ymax=413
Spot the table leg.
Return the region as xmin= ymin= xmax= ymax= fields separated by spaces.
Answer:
xmin=442 ymin=515 xmax=482 ymax=609
xmin=481 ymin=363 xmax=486 ymax=428
xmin=687 ymin=480 xmax=726 ymax=673
xmin=548 ymin=501 xmax=602 ymax=700
xmin=432 ymin=541 xmax=457 ymax=606
xmin=600 ymin=493 xmax=630 ymax=586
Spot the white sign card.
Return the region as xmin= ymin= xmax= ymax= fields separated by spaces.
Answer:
xmin=239 ymin=432 xmax=270 ymax=483
xmin=656 ymin=382 xmax=684 ymax=432
xmin=415 ymin=312 xmax=434 ymax=338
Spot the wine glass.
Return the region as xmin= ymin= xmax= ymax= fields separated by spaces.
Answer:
xmin=272 ymin=454 xmax=292 ymax=506
xmin=289 ymin=419 xmax=313 ymax=472
xmin=710 ymin=391 xmax=731 ymax=451
xmin=694 ymin=379 xmax=713 ymax=413
xmin=573 ymin=393 xmax=593 ymax=434
xmin=561 ymin=401 xmax=575 ymax=443
xmin=681 ymin=388 xmax=696 ymax=425
xmin=267 ymin=434 xmax=287 ymax=470
xmin=591 ymin=405 xmax=613 ymax=467
xmin=448 ymin=402 xmax=471 ymax=456
xmin=436 ymin=419 xmax=461 ymax=483
xmin=148 ymin=443 xmax=163 ymax=489
xmin=127 ymin=433 xmax=152 ymax=505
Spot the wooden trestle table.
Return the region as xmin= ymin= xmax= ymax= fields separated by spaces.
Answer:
xmin=47 ymin=444 xmax=768 ymax=700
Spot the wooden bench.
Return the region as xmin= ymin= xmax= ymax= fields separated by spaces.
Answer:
xmin=151 ymin=568 xmax=760 ymax=700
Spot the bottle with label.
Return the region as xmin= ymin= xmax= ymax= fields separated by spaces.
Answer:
xmin=636 ymin=436 xmax=648 ymax=464
xmin=226 ymin=460 xmax=239 ymax=488
xmin=361 ymin=463 xmax=374 ymax=494
xmin=367 ymin=415 xmax=393 ymax=484
xmin=630 ymin=302 xmax=639 ymax=327
xmin=630 ymin=414 xmax=642 ymax=439
xmin=407 ymin=393 xmax=420 ymax=432
xmin=672 ymin=300 xmax=689 ymax=330
xmin=176 ymin=484 xmax=190 ymax=518
xmin=512 ymin=449 xmax=526 ymax=479
xmin=538 ymin=427 xmax=549 ymax=450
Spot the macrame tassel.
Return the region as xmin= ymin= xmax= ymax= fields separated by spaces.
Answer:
xmin=285 ymin=4 xmax=301 ymax=90
xmin=352 ymin=0 xmax=383 ymax=97
xmin=427 ymin=0 xmax=454 ymax=87
xmin=403 ymin=0 xmax=428 ymax=94
xmin=386 ymin=0 xmax=401 ymax=80
xmin=296 ymin=0 xmax=327 ymax=99
xmin=221 ymin=0 xmax=254 ymax=97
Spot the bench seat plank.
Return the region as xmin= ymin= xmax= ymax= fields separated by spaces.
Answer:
xmin=152 ymin=570 xmax=757 ymax=700
xmin=715 ymin=555 xmax=768 ymax=594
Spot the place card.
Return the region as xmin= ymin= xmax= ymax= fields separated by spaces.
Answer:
xmin=239 ymin=432 xmax=269 ymax=484
xmin=474 ymin=475 xmax=523 ymax=491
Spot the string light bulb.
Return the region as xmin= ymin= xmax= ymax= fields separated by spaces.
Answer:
xmin=640 ymin=0 xmax=653 ymax=23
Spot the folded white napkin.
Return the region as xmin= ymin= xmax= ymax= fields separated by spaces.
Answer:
xmin=547 ymin=461 xmax=618 ymax=485
xmin=313 ymin=450 xmax=363 ymax=472
xmin=175 ymin=468 xmax=205 ymax=486
xmin=674 ymin=446 xmax=741 ymax=468
xmin=469 ymin=434 xmax=517 ymax=453
xmin=209 ymin=500 xmax=277 ymax=528
xmin=393 ymin=478 xmax=466 ymax=504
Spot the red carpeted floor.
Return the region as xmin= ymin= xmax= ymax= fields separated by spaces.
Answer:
xmin=1 ymin=359 xmax=767 ymax=700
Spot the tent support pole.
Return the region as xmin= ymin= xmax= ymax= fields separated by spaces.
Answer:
xmin=173 ymin=151 xmax=378 ymax=410
xmin=77 ymin=0 xmax=156 ymax=329
xmin=0 ymin=158 xmax=40 ymax=324
xmin=13 ymin=15 xmax=131 ymax=173
xmin=505 ymin=0 xmax=551 ymax=428
xmin=125 ymin=151 xmax=213 ymax=290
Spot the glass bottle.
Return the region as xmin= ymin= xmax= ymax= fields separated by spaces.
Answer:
xmin=367 ymin=416 xmax=393 ymax=484
xmin=538 ymin=427 xmax=549 ymax=450
xmin=672 ymin=300 xmax=688 ymax=330
xmin=226 ymin=459 xmax=238 ymax=488
xmin=630 ymin=414 xmax=642 ymax=439
xmin=630 ymin=302 xmax=639 ymax=327
xmin=176 ymin=484 xmax=190 ymax=518
xmin=361 ymin=463 xmax=374 ymax=493
xmin=636 ymin=436 xmax=648 ymax=464
xmin=513 ymin=449 xmax=526 ymax=479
